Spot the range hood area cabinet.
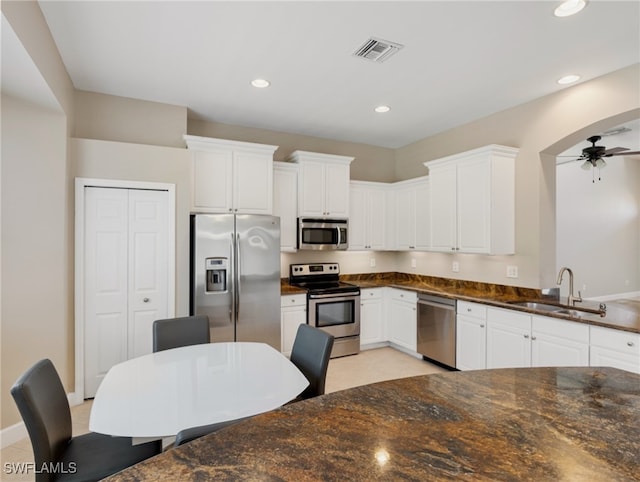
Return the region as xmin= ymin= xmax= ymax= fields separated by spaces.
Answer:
xmin=288 ymin=151 xmax=354 ymax=218
xmin=349 ymin=181 xmax=389 ymax=251
xmin=185 ymin=135 xmax=278 ymax=215
xmin=424 ymin=145 xmax=519 ymax=255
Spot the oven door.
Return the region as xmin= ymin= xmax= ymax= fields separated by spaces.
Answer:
xmin=308 ymin=293 xmax=360 ymax=338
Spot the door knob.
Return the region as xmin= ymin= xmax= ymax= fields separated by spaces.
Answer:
xmin=143 ymin=298 xmax=150 ymax=303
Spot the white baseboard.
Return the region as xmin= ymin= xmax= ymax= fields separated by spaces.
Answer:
xmin=1 ymin=422 xmax=27 ymax=449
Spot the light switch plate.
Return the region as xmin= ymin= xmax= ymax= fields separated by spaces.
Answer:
xmin=506 ymin=265 xmax=518 ymax=278
xmin=411 ymin=258 xmax=417 ymax=268
xmin=370 ymin=258 xmax=376 ymax=268
xmin=452 ymin=261 xmax=459 ymax=272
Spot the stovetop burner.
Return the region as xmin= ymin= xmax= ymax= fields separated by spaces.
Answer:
xmin=289 ymin=263 xmax=360 ymax=295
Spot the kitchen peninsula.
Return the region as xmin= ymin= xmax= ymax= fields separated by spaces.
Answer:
xmin=105 ymin=366 xmax=640 ymax=481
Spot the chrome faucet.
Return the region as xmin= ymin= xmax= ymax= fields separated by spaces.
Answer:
xmin=556 ymin=267 xmax=582 ymax=306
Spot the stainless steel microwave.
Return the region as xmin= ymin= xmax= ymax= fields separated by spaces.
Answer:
xmin=297 ymin=218 xmax=348 ymax=250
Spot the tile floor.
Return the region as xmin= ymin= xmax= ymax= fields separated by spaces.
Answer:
xmin=0 ymin=347 xmax=446 ymax=481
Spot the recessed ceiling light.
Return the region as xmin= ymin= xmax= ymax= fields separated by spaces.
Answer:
xmin=374 ymin=105 xmax=390 ymax=113
xmin=557 ymin=74 xmax=581 ymax=85
xmin=554 ymin=0 xmax=586 ymax=17
xmin=251 ymin=79 xmax=270 ymax=88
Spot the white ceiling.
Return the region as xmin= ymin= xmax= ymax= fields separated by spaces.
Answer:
xmin=37 ymin=1 xmax=640 ymax=148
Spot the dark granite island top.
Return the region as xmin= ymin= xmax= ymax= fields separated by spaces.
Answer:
xmin=106 ymin=367 xmax=640 ymax=481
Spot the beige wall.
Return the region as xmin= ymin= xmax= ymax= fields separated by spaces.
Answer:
xmin=75 ymin=91 xmax=188 ymax=148
xmin=72 ymin=139 xmax=192 ymax=316
xmin=1 ymin=95 xmax=69 ymax=428
xmin=394 ymin=64 xmax=640 ymax=289
xmin=1 ymin=1 xmax=75 ymax=430
xmin=188 ymin=119 xmax=396 ymax=182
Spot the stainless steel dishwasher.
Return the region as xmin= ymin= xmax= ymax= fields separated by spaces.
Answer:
xmin=417 ymin=294 xmax=457 ymax=369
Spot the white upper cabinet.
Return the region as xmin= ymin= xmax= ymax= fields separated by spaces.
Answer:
xmin=288 ymin=151 xmax=354 ymax=218
xmin=349 ymin=181 xmax=387 ymax=250
xmin=185 ymin=135 xmax=278 ymax=215
xmin=393 ymin=176 xmax=430 ymax=251
xmin=425 ymin=145 xmax=518 ymax=255
xmin=273 ymin=162 xmax=299 ymax=252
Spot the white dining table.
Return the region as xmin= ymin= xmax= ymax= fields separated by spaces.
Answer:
xmin=89 ymin=342 xmax=309 ymax=441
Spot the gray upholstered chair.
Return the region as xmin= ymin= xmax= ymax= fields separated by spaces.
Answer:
xmin=290 ymin=324 xmax=334 ymax=400
xmin=175 ymin=416 xmax=252 ymax=446
xmin=10 ymin=359 xmax=161 ymax=482
xmin=152 ymin=315 xmax=210 ymax=352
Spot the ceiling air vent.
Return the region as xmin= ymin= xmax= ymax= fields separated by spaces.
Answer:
xmin=353 ymin=37 xmax=404 ymax=63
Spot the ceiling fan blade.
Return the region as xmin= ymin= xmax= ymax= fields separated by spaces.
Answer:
xmin=606 ymin=150 xmax=640 ymax=157
xmin=603 ymin=147 xmax=628 ymax=155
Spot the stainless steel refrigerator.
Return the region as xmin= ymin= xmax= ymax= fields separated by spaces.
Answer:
xmin=190 ymin=214 xmax=281 ymax=350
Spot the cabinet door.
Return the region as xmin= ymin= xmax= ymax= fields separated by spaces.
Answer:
xmin=396 ymin=187 xmax=415 ymax=250
xmin=486 ymin=308 xmax=531 ymax=369
xmin=298 ymin=161 xmax=326 ymax=216
xmin=281 ymin=295 xmax=306 ymax=357
xmin=456 ymin=315 xmax=486 ymax=370
xmin=531 ymin=316 xmax=589 ymax=368
xmin=361 ymin=298 xmax=384 ymax=346
xmin=590 ymin=347 xmax=640 ymax=374
xmin=429 ymin=164 xmax=457 ymax=252
xmin=367 ymin=188 xmax=387 ymax=250
xmin=348 ymin=185 xmax=367 ymax=250
xmin=414 ymin=181 xmax=430 ymax=250
xmin=233 ymin=151 xmax=272 ymax=214
xmin=389 ymin=298 xmax=417 ymax=352
xmin=192 ymin=150 xmax=233 ymax=213
xmin=324 ymin=163 xmax=350 ymax=217
xmin=457 ymin=158 xmax=490 ymax=253
xmin=273 ymin=166 xmax=298 ymax=251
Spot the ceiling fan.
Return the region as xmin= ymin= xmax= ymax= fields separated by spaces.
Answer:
xmin=557 ymin=135 xmax=640 ymax=182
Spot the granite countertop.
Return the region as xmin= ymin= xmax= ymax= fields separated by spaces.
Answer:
xmin=105 ymin=367 xmax=640 ymax=481
xmin=281 ymin=273 xmax=640 ymax=334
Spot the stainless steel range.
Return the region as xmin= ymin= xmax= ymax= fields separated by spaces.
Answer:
xmin=289 ymin=263 xmax=360 ymax=358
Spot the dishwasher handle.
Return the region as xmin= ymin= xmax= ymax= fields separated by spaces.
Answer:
xmin=417 ymin=294 xmax=456 ymax=309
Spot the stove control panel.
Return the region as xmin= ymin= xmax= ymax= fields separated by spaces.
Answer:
xmin=290 ymin=263 xmax=340 ymax=277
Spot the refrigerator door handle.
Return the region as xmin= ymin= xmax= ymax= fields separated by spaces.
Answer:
xmin=229 ymin=232 xmax=235 ymax=324
xmin=235 ymin=232 xmax=241 ymax=321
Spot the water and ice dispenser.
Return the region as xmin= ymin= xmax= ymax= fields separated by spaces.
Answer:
xmin=205 ymin=257 xmax=228 ymax=292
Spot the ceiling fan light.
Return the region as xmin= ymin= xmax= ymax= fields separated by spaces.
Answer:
xmin=581 ymin=160 xmax=592 ymax=170
xmin=554 ymin=0 xmax=586 ymax=17
xmin=596 ymin=158 xmax=606 ymax=169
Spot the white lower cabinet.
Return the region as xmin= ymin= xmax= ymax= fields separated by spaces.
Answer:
xmin=486 ymin=307 xmax=590 ymax=369
xmin=387 ymin=289 xmax=417 ymax=352
xmin=281 ymin=294 xmax=307 ymax=357
xmin=590 ymin=325 xmax=640 ymax=374
xmin=456 ymin=301 xmax=487 ymax=370
xmin=486 ymin=307 xmax=531 ymax=369
xmin=360 ymin=288 xmax=385 ymax=347
xmin=531 ymin=315 xmax=589 ymax=368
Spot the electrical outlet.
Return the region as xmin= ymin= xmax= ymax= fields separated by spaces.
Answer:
xmin=506 ymin=265 xmax=518 ymax=278
xmin=370 ymin=258 xmax=376 ymax=268
xmin=452 ymin=261 xmax=459 ymax=272
xmin=411 ymin=258 xmax=417 ymax=269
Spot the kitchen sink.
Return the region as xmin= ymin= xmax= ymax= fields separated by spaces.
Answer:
xmin=508 ymin=301 xmax=565 ymax=312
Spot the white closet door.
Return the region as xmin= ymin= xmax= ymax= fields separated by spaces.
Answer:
xmin=128 ymin=189 xmax=169 ymax=359
xmin=84 ymin=187 xmax=170 ymax=398
xmin=84 ymin=188 xmax=129 ymax=398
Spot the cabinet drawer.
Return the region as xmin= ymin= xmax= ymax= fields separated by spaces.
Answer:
xmin=590 ymin=325 xmax=640 ymax=356
xmin=457 ymin=301 xmax=487 ymax=320
xmin=281 ymin=294 xmax=307 ymax=307
xmin=361 ymin=288 xmax=383 ymax=300
xmin=389 ymin=289 xmax=417 ymax=303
